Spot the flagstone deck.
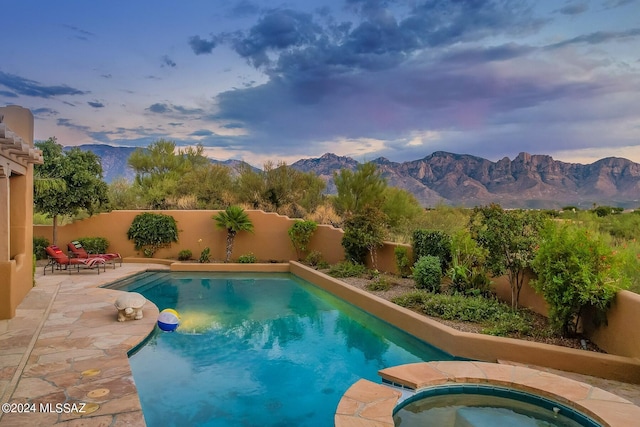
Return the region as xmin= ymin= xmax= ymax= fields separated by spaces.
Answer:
xmin=2 ymin=262 xmax=640 ymax=426
xmin=0 ymin=263 xmax=164 ymax=426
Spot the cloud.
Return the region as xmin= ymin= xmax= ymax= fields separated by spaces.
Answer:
xmin=555 ymin=2 xmax=589 ymax=15
xmin=547 ymin=28 xmax=640 ymax=48
xmin=0 ymin=71 xmax=88 ymax=98
xmin=161 ymin=55 xmax=176 ymax=68
xmin=56 ymin=118 xmax=91 ymax=133
xmin=188 ymin=35 xmax=217 ymax=55
xmin=88 ymin=101 xmax=105 ymax=108
xmin=146 ymin=102 xmax=204 ymax=116
xmin=32 ymin=108 xmax=58 ymax=117
xmin=190 ymin=129 xmax=215 ymax=136
xmin=228 ymin=0 xmax=261 ymax=17
xmin=0 ymin=90 xmax=17 ymax=98
xmin=603 ymin=0 xmax=636 ymax=9
xmin=62 ymin=24 xmax=95 ymax=41
xmin=147 ymin=103 xmax=171 ymax=113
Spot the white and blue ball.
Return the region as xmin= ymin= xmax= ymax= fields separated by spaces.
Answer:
xmin=157 ymin=309 xmax=180 ymax=332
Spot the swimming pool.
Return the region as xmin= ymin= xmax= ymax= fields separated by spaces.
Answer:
xmin=109 ymin=272 xmax=455 ymax=426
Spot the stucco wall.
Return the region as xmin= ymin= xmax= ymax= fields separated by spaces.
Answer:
xmin=34 ymin=210 xmax=347 ymax=264
xmin=1 ymin=106 xmax=37 ymax=319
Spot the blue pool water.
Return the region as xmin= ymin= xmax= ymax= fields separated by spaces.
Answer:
xmin=113 ymin=272 xmax=455 ymax=426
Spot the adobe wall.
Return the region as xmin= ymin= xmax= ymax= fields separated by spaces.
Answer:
xmin=0 ymin=106 xmax=39 ymax=319
xmin=583 ymin=290 xmax=640 ymax=358
xmin=34 ymin=210 xmax=346 ymax=264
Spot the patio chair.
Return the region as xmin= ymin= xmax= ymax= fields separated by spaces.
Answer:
xmin=67 ymin=241 xmax=122 ymax=268
xmin=44 ymin=245 xmax=106 ymax=275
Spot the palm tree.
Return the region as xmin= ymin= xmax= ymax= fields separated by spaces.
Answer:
xmin=213 ymin=206 xmax=254 ymax=262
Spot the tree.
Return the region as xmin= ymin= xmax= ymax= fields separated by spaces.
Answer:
xmin=128 ymin=140 xmax=209 ymax=208
xmin=341 ymin=206 xmax=388 ymax=268
xmin=34 ymin=137 xmax=109 ymax=245
xmin=333 ymin=162 xmax=386 ymax=216
xmin=213 ymin=206 xmax=254 ymax=262
xmin=176 ymin=163 xmax=233 ymax=209
xmin=469 ymin=204 xmax=544 ymax=309
xmin=381 ymin=187 xmax=423 ymax=232
xmin=532 ymin=222 xmax=627 ymax=336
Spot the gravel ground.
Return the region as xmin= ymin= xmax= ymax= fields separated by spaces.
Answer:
xmin=334 ymin=273 xmax=604 ymax=352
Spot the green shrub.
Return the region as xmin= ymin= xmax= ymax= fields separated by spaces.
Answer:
xmin=327 ymin=261 xmax=367 ymax=278
xmin=394 ymin=246 xmax=412 ymax=277
xmin=304 ymin=250 xmax=328 ymax=268
xmin=531 ymin=222 xmax=627 ymax=336
xmin=413 ymin=255 xmax=442 ymax=292
xmin=341 ymin=206 xmax=387 ymax=268
xmin=199 ymin=247 xmax=211 ymax=263
xmin=178 ymin=249 xmax=192 ymax=261
xmin=77 ymin=237 xmax=109 ymax=254
xmin=412 ymin=230 xmax=452 ymax=271
xmin=127 ymin=213 xmax=179 ymax=257
xmin=367 ymin=277 xmax=392 ymax=291
xmin=392 ymin=291 xmax=534 ymax=337
xmin=33 ymin=236 xmax=50 ymax=260
xmin=238 ymin=253 xmax=257 ymax=263
xmin=288 ymin=220 xmax=317 ymax=260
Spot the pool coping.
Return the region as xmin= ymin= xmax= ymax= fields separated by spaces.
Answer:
xmin=335 ymin=361 xmax=640 ymax=427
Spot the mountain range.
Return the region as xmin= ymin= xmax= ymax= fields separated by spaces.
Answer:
xmin=71 ymin=144 xmax=640 ymax=209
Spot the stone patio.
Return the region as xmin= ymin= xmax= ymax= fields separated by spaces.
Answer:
xmin=0 ymin=263 xmax=164 ymax=426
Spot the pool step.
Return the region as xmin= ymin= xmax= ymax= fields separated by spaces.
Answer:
xmin=102 ymin=271 xmax=168 ymax=291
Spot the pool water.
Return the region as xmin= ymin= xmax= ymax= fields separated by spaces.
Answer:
xmin=116 ymin=272 xmax=455 ymax=426
xmin=394 ymin=385 xmax=600 ymax=427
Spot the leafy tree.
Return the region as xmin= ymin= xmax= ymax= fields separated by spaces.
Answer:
xmin=333 ymin=162 xmax=386 ymax=215
xmin=412 ymin=230 xmax=452 ymax=271
xmin=213 ymin=206 xmax=254 ymax=262
xmin=469 ymin=204 xmax=544 ymax=309
xmin=176 ymin=163 xmax=233 ymax=209
xmin=235 ymin=161 xmax=325 ymax=216
xmin=288 ymin=220 xmax=318 ymax=260
xmin=531 ymin=222 xmax=627 ymax=336
xmin=341 ymin=206 xmax=388 ymax=268
xmin=235 ymin=164 xmax=266 ymax=209
xmin=592 ymin=205 xmax=623 ymax=217
xmin=126 ymin=213 xmax=179 ymax=257
xmin=382 ymin=187 xmax=424 ymax=235
xmin=108 ymin=177 xmax=141 ymax=209
xmin=128 ymin=140 xmax=209 ymax=208
xmin=34 ymin=137 xmax=109 ymax=245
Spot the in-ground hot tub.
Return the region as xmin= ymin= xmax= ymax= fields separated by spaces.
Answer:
xmin=335 ymin=361 xmax=640 ymax=427
xmin=393 ymin=384 xmax=599 ymax=426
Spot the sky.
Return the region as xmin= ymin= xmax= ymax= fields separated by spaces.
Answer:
xmin=1 ymin=0 xmax=639 ymax=167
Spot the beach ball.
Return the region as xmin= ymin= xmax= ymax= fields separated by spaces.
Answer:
xmin=157 ymin=309 xmax=180 ymax=332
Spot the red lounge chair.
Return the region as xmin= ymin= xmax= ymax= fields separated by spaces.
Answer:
xmin=44 ymin=245 xmax=106 ymax=275
xmin=67 ymin=241 xmax=122 ymax=268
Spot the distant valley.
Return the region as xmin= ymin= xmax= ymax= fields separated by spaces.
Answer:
xmin=70 ymin=144 xmax=640 ymax=209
